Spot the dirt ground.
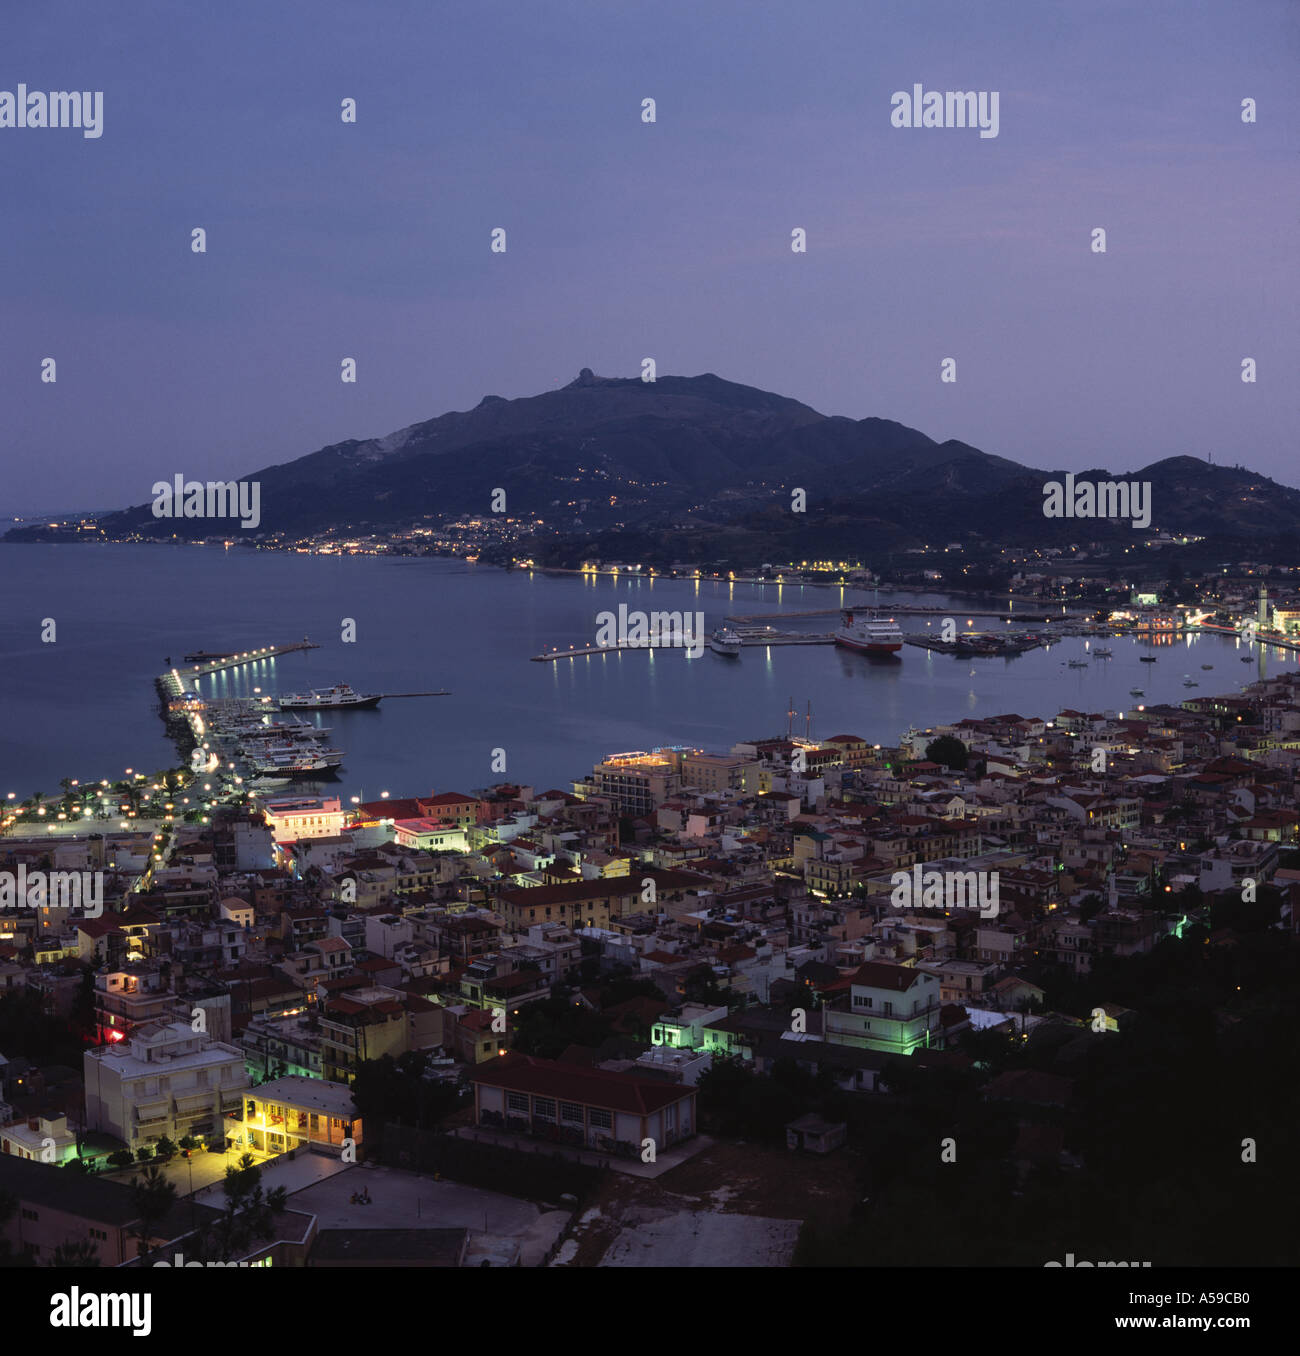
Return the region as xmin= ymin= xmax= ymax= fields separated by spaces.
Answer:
xmin=551 ymin=1138 xmax=862 ymax=1267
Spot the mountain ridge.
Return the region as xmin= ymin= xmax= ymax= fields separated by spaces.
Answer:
xmin=7 ymin=370 xmax=1298 ymax=557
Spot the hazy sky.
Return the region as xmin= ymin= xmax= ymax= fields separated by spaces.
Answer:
xmin=3 ymin=0 xmax=1297 ymax=513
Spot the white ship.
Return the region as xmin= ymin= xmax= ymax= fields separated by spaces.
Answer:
xmin=835 ymin=609 xmax=903 ymax=655
xmin=709 ymin=627 xmax=742 ymax=656
xmin=278 ymin=683 xmax=382 ymax=710
xmin=247 ymin=748 xmax=345 ymax=776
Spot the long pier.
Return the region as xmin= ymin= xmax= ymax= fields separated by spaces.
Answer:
xmin=726 ymin=606 xmax=1063 ymax=624
xmin=531 ymin=631 xmax=836 ymax=661
xmin=161 ymin=639 xmax=319 ymax=688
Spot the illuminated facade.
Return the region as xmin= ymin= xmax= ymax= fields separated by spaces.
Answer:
xmin=822 ymin=961 xmax=942 ymax=1056
xmin=230 ymin=1074 xmax=361 ymax=1158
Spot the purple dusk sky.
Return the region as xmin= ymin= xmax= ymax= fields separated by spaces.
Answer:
xmin=2 ymin=0 xmax=1297 ymax=514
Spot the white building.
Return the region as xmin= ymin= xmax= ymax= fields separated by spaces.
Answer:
xmin=650 ymin=1003 xmax=729 ymax=1052
xmin=218 ymin=896 xmax=255 ymax=929
xmin=83 ymin=1021 xmax=250 ymax=1151
xmin=364 ymin=913 xmax=414 ymax=960
xmin=263 ymin=796 xmax=346 ymax=842
xmin=823 ymin=960 xmax=943 ymax=1056
xmin=1 ymin=1113 xmax=77 ymax=1165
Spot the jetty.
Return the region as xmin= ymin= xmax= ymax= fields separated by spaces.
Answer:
xmin=531 ymin=629 xmax=836 ymax=661
xmin=160 ymin=639 xmax=319 ymax=691
xmin=727 ymin=606 xmax=1061 ymax=624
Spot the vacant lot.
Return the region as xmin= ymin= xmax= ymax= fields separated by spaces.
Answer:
xmin=552 ymin=1139 xmax=862 ymax=1267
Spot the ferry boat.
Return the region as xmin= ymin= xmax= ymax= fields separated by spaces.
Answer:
xmin=278 ymin=683 xmax=382 ymax=711
xmin=247 ymin=748 xmax=344 ymax=776
xmin=835 ymin=609 xmax=903 ymax=655
xmin=708 ymin=627 xmax=742 ymax=657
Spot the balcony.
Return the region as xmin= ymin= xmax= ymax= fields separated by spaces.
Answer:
xmin=839 ymin=1001 xmax=942 ymax=1025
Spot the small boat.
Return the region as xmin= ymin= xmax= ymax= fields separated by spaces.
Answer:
xmin=1094 ymin=648 xmax=1113 ymax=658
xmin=1129 ymin=688 xmax=1144 ymax=696
xmin=1139 ymin=656 xmax=1158 ymax=663
xmin=1240 ymin=656 xmax=1253 ymax=663
xmin=708 ymin=627 xmax=742 ymax=657
xmin=182 ymin=650 xmax=237 ymax=664
xmin=1067 ymin=659 xmax=1088 ymax=668
xmin=1183 ymin=678 xmax=1198 ymax=687
xmin=1201 ymin=664 xmax=1213 ymax=670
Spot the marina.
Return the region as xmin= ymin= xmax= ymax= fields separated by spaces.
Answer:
xmin=154 ymin=638 xmax=454 ymax=791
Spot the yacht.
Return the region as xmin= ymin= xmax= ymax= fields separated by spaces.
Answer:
xmin=835 ymin=609 xmax=903 ymax=655
xmin=278 ymin=683 xmax=382 ymax=710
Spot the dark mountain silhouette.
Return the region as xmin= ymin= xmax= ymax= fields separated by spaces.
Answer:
xmin=9 ymin=370 xmax=1299 ymax=555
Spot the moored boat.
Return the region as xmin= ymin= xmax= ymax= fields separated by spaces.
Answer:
xmin=835 ymin=609 xmax=903 ymax=655
xmin=278 ymin=683 xmax=382 ymax=710
xmin=708 ymin=627 xmax=742 ymax=656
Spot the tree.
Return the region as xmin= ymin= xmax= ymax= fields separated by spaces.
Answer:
xmin=49 ymin=1239 xmax=102 ymax=1267
xmin=0 ymin=1190 xmax=19 ymax=1265
xmin=1078 ymin=892 xmax=1107 ymax=925
xmin=186 ymin=1155 xmax=288 ymax=1264
xmin=129 ymin=1163 xmax=178 ymax=1268
xmin=154 ymin=1136 xmax=178 ymax=1161
xmin=925 ymin=735 xmax=969 ymax=771
xmin=70 ymin=966 xmax=97 ymax=1047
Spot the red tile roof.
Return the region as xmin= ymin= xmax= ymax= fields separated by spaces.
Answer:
xmin=471 ymin=1052 xmax=694 ymax=1114
xmin=850 ymin=960 xmax=930 ymax=992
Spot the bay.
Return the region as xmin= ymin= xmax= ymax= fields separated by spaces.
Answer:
xmin=0 ymin=544 xmax=1285 ymax=802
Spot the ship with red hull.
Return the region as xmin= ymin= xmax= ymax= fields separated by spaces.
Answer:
xmin=835 ymin=609 xmax=904 ymax=655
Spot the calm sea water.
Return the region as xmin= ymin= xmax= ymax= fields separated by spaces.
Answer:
xmin=0 ymin=544 xmax=1288 ymax=801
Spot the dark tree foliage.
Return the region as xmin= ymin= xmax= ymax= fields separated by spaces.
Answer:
xmin=794 ymin=928 xmax=1300 ymax=1267
xmin=349 ymin=1054 xmax=465 ymax=1132
xmin=184 ymin=1155 xmax=288 ymax=1264
xmin=924 ymin=735 xmax=969 ymax=770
